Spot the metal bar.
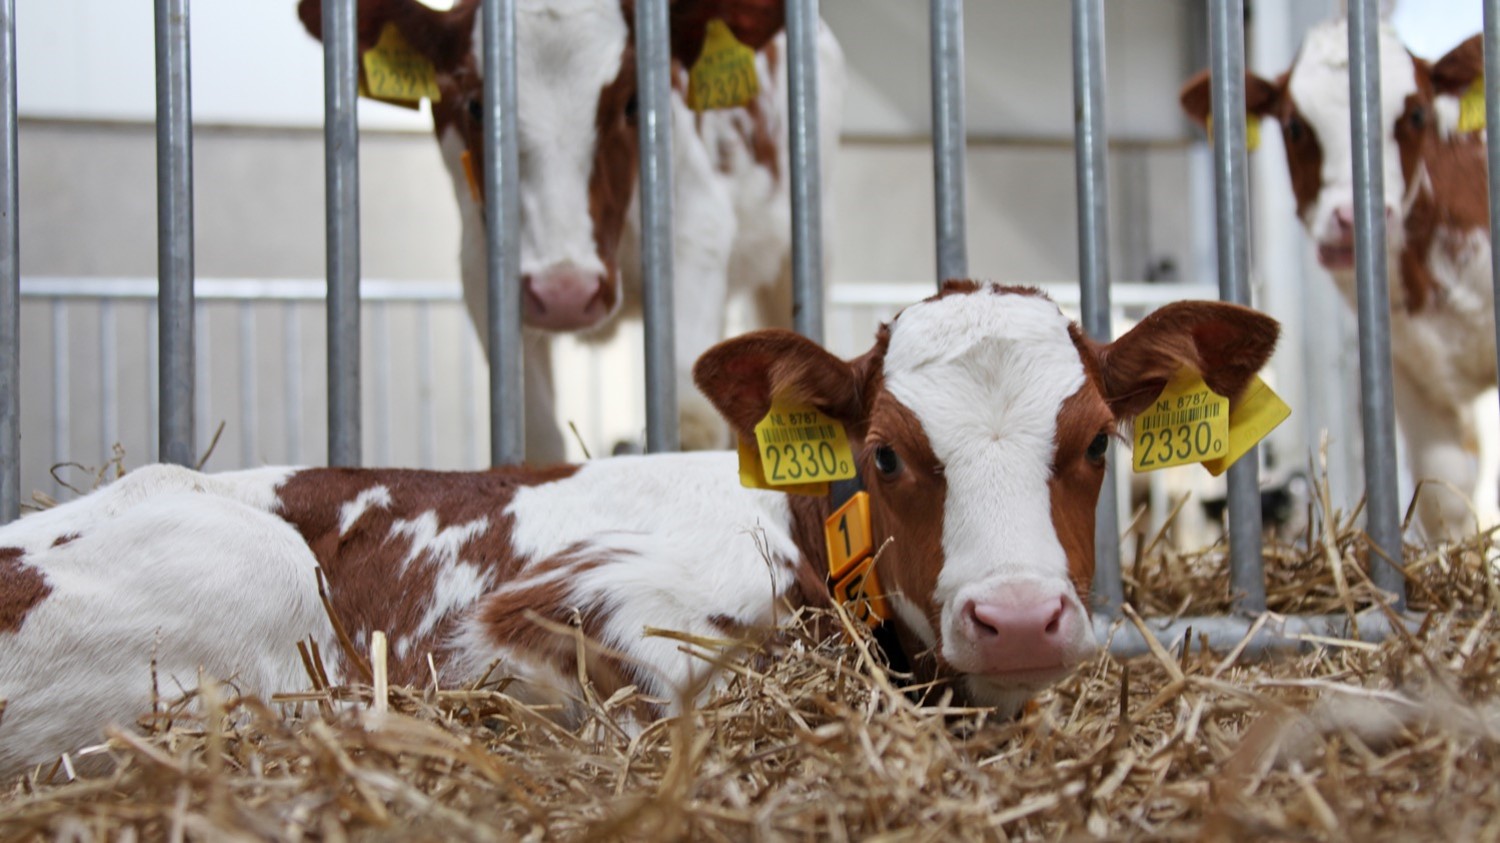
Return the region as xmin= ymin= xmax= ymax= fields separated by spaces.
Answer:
xmin=1346 ymin=0 xmax=1405 ymax=606
xmin=0 ymin=0 xmax=15 ymax=521
xmin=1071 ymin=0 xmax=1121 ymax=616
xmin=480 ymin=0 xmax=525 ymax=464
xmin=930 ymin=0 xmax=967 ymax=285
xmin=155 ymin=0 xmax=194 ymax=467
xmin=635 ymin=0 xmax=678 ymax=452
xmin=1207 ymin=0 xmax=1266 ymax=613
xmin=1486 ymin=0 xmax=1500 ymax=438
xmin=323 ymin=0 xmax=361 ymax=467
xmin=787 ymin=0 xmax=825 ymax=340
xmin=1098 ymin=611 xmax=1417 ymax=660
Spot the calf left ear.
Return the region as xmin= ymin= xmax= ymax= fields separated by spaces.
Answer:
xmin=666 ymin=0 xmax=785 ymax=64
xmin=1094 ymin=301 xmax=1280 ymax=420
xmin=694 ymin=329 xmax=866 ymax=438
xmin=1429 ymin=34 xmax=1484 ymax=96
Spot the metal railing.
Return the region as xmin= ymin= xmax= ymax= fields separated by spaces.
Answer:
xmin=0 ymin=0 xmax=1466 ymax=655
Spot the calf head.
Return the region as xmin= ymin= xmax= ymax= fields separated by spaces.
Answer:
xmin=695 ymin=282 xmax=1279 ymax=713
xmin=1180 ymin=22 xmax=1484 ymax=278
xmin=299 ymin=0 xmax=784 ymax=332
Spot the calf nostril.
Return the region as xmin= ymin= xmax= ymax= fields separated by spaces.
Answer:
xmin=965 ymin=601 xmax=1000 ymax=637
xmin=1043 ymin=597 xmax=1065 ymax=636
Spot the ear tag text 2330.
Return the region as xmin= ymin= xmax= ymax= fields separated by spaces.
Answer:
xmin=753 ymin=402 xmax=858 ymax=486
xmin=688 ymin=19 xmax=759 ymax=111
xmin=1132 ymin=368 xmax=1229 ymax=472
xmin=361 ymin=23 xmax=441 ymax=105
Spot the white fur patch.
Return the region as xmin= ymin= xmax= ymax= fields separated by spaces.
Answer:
xmin=339 ymin=485 xmax=392 ymax=536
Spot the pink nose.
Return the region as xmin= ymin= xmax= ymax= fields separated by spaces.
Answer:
xmin=961 ymin=584 xmax=1079 ymax=674
xmin=522 ymin=268 xmax=612 ymax=331
xmin=1332 ymin=203 xmax=1396 ymax=238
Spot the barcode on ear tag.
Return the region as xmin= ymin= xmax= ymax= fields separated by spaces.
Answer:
xmin=753 ymin=402 xmax=857 ymax=486
xmin=1132 ymin=368 xmax=1229 ymax=473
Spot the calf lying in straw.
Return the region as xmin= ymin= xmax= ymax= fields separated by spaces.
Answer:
xmin=0 ymin=282 xmax=1277 ymax=775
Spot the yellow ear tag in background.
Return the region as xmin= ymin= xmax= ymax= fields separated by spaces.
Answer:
xmin=737 ymin=438 xmax=828 ymax=496
xmin=1460 ymin=77 xmax=1487 ymax=134
xmin=1204 ymin=114 xmax=1261 ymax=152
xmin=688 ymin=19 xmax=760 ymax=112
xmin=362 ymin=23 xmax=442 ymax=105
xmin=1202 ymin=375 xmax=1292 ymax=477
xmin=460 ymin=150 xmax=482 ymax=203
xmin=1132 ymin=367 xmax=1230 ymax=473
xmin=753 ymin=402 xmax=858 ymax=486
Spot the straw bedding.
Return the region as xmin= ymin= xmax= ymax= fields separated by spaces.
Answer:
xmin=2 ymin=476 xmax=1499 ymax=840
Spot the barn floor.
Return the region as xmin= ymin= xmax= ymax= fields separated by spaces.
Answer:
xmin=2 ymin=493 xmax=1499 ymax=840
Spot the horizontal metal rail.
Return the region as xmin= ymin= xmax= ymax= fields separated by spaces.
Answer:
xmin=1098 ymin=611 xmax=1419 ymax=660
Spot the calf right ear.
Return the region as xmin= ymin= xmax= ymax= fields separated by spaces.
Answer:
xmin=1179 ymin=70 xmax=1285 ymax=127
xmin=694 ymin=330 xmax=867 ymax=438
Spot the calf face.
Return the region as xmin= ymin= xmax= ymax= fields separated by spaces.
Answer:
xmin=695 ymin=282 xmax=1279 ymax=710
xmin=1180 ymin=22 xmax=1484 ymax=282
xmin=299 ymin=0 xmax=784 ymax=333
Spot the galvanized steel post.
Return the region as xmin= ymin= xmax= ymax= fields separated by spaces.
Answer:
xmin=1207 ymin=0 xmax=1266 ymax=613
xmin=930 ymin=0 xmax=967 ymax=285
xmin=323 ymin=0 xmax=361 ymax=467
xmin=635 ymin=0 xmax=678 ymax=453
xmin=0 ymin=0 xmax=15 ymax=521
xmin=1071 ymin=0 xmax=1121 ymax=615
xmin=155 ymin=0 xmax=195 ymax=468
xmin=787 ymin=0 xmax=824 ymax=341
xmin=482 ymin=0 xmax=525 ymax=465
xmin=1346 ymin=0 xmax=1405 ymax=606
xmin=1486 ymin=0 xmax=1500 ymax=434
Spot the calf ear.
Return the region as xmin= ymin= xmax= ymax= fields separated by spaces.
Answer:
xmin=667 ymin=0 xmax=785 ymax=65
xmin=694 ymin=329 xmax=866 ymax=438
xmin=298 ymin=0 xmax=474 ymax=69
xmin=1179 ymin=70 xmax=1285 ymax=126
xmin=1094 ymin=301 xmax=1280 ymax=420
xmin=1430 ymin=34 xmax=1484 ymax=96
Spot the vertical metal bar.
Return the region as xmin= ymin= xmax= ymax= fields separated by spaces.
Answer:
xmin=323 ymin=0 xmax=361 ymax=467
xmin=481 ymin=0 xmax=525 ymax=464
xmin=787 ymin=0 xmax=825 ymax=341
xmin=237 ymin=303 xmax=257 ymax=467
xmin=155 ymin=0 xmax=194 ymax=467
xmin=1207 ymin=0 xmax=1267 ymax=613
xmin=0 ymin=0 xmax=14 ymax=521
xmin=1071 ymin=0 xmax=1121 ymax=615
xmin=635 ymin=0 xmax=678 ymax=452
xmin=1486 ymin=1 xmax=1500 ymax=444
xmin=1347 ymin=0 xmax=1404 ymax=606
xmin=930 ymin=0 xmax=967 ymax=285
xmin=51 ymin=301 xmax=68 ymax=498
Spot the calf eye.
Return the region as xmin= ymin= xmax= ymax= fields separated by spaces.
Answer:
xmin=1284 ymin=115 xmax=1305 ymax=143
xmin=1407 ymin=106 xmax=1427 ymax=131
xmin=873 ymin=445 xmax=902 ymax=478
xmin=624 ymin=93 xmax=639 ymax=123
xmin=467 ymin=97 xmax=483 ymax=124
xmin=1086 ymin=433 xmax=1110 ymax=464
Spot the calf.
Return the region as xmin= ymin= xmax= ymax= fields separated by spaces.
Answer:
xmin=298 ymin=0 xmax=843 ymax=460
xmin=0 ymin=283 xmax=1277 ymax=776
xmin=1181 ymin=21 xmax=1494 ymax=541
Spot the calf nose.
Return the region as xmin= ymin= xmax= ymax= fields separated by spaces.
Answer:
xmin=522 ymin=268 xmax=612 ymax=331
xmin=961 ymin=585 xmax=1079 ymax=674
xmin=1332 ymin=204 xmax=1356 ymax=236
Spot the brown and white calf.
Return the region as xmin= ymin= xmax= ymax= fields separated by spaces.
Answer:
xmin=0 ymin=283 xmax=1277 ymax=776
xmin=1181 ymin=22 xmax=1494 ymax=540
xmin=299 ymin=0 xmax=843 ymax=460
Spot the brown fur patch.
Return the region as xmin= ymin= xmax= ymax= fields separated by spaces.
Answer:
xmin=1048 ymin=386 xmax=1113 ymax=601
xmin=273 ymin=465 xmax=578 ymax=686
xmin=49 ymin=534 xmax=78 ymax=549
xmin=0 ymin=547 xmax=50 ymax=634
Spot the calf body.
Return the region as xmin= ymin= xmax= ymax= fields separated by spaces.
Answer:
xmin=300 ymin=0 xmax=843 ymax=459
xmin=0 ymin=284 xmax=1277 ymax=776
xmin=1182 ymin=21 xmax=1494 ymax=540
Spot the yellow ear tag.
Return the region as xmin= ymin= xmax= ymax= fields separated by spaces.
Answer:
xmin=737 ymin=438 xmax=828 ymax=496
xmin=688 ymin=19 xmax=760 ymax=112
xmin=460 ymin=150 xmax=482 ymax=204
xmin=753 ymin=402 xmax=858 ymax=486
xmin=1202 ymin=375 xmax=1291 ymax=477
xmin=1132 ymin=367 xmax=1230 ymax=473
xmin=1460 ymin=77 xmax=1487 ymax=134
xmin=361 ymin=23 xmax=442 ymax=105
xmin=1204 ymin=114 xmax=1261 ymax=152
xmin=823 ymin=492 xmax=890 ymax=629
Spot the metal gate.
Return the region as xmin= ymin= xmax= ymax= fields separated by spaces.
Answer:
xmin=0 ymin=0 xmax=1480 ymax=655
